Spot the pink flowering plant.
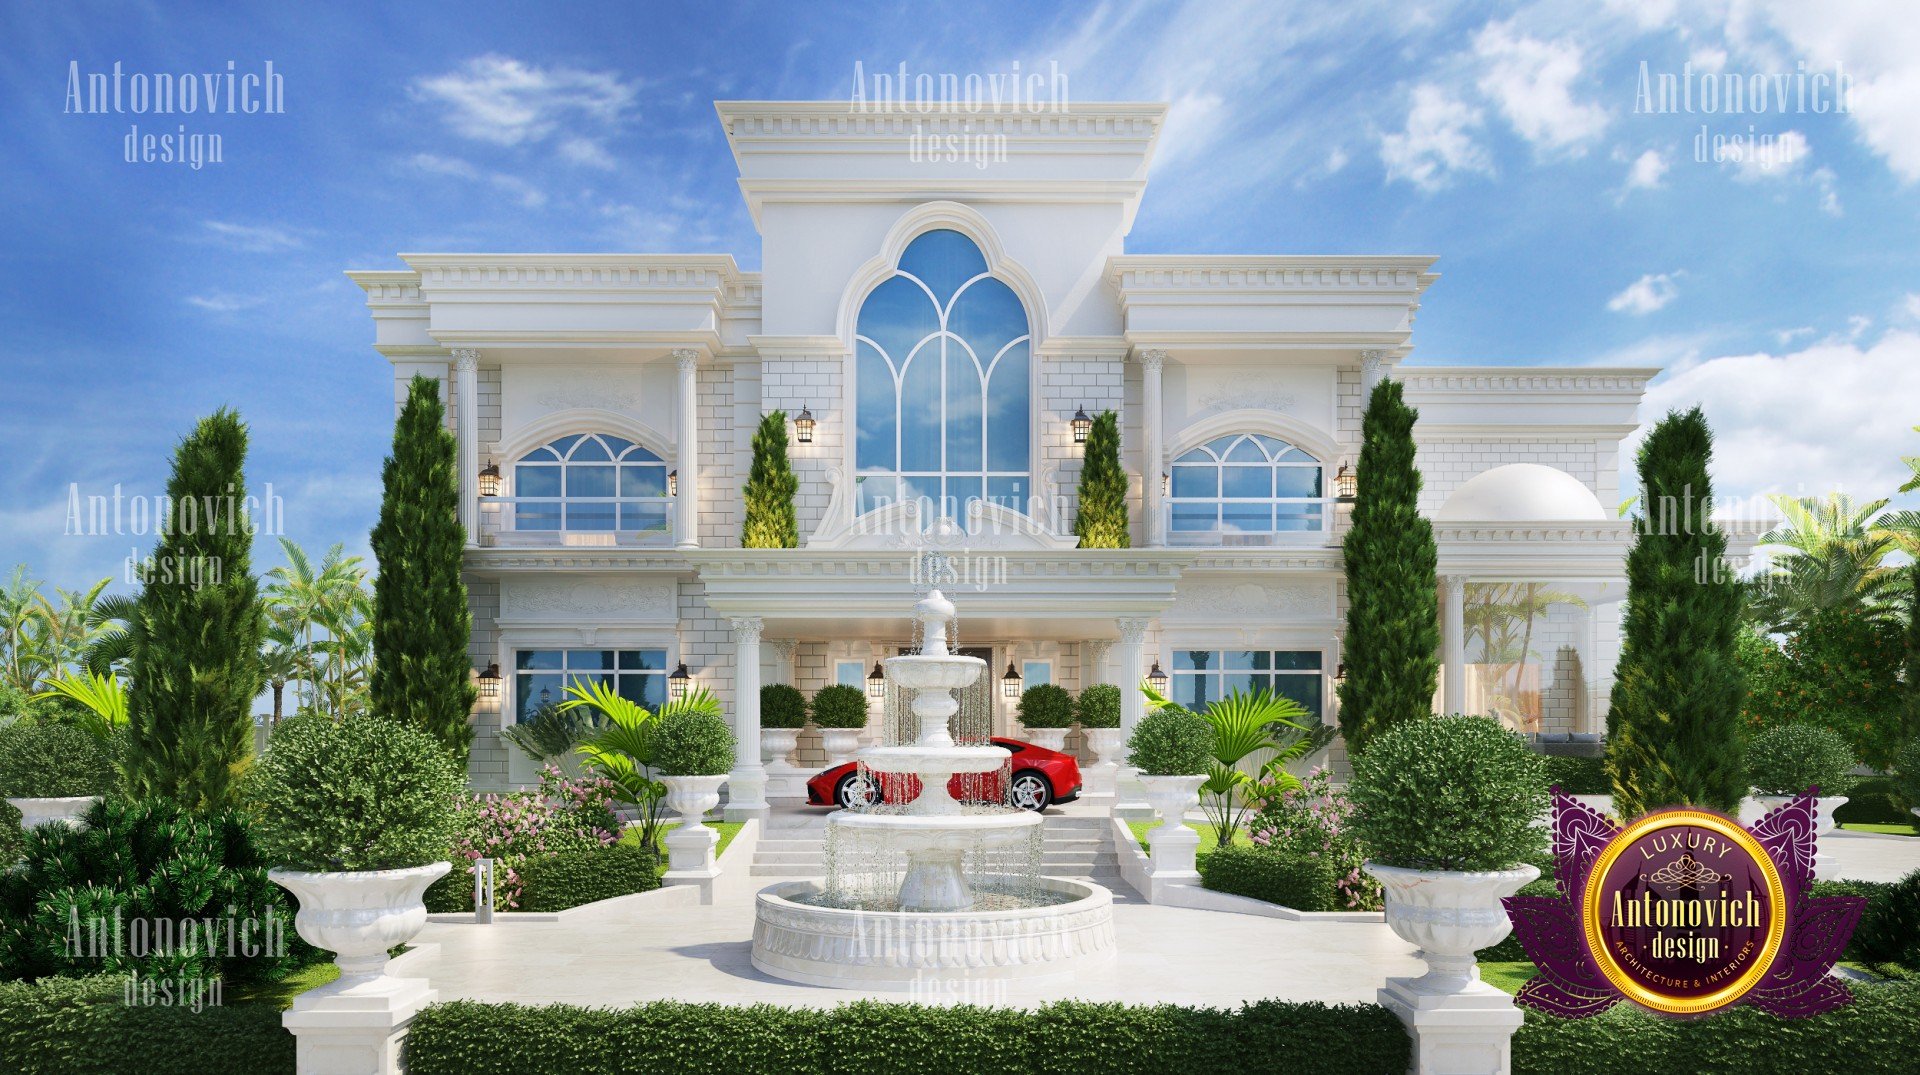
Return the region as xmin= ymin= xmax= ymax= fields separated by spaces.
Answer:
xmin=1248 ymin=766 xmax=1381 ymax=911
xmin=448 ymin=765 xmax=623 ymax=909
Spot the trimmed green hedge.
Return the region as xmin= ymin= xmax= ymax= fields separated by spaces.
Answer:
xmin=1199 ymin=845 xmax=1338 ymax=912
xmin=1834 ymin=776 xmax=1912 ymax=826
xmin=404 ymin=997 xmax=1412 ymax=1075
xmin=0 ymin=975 xmax=293 ymax=1074
xmin=1541 ymin=754 xmax=1609 ymax=796
xmin=1513 ymin=980 xmax=1920 ymax=1075
xmin=519 ymin=844 xmax=660 ymax=913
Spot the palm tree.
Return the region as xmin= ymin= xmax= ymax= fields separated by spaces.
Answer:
xmin=259 ymin=619 xmax=307 ymax=724
xmin=0 ymin=566 xmax=50 ymax=693
xmin=264 ymin=539 xmax=373 ymax=716
xmin=1463 ymin=582 xmax=1587 ymax=729
xmin=565 ymin=682 xmax=724 ymax=851
xmin=1749 ymin=493 xmax=1898 ymax=632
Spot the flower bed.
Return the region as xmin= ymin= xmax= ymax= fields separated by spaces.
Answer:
xmin=427 ymin=766 xmax=622 ymax=912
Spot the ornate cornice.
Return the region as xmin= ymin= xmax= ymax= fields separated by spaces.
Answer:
xmin=1108 ymin=256 xmax=1439 ymax=293
xmin=718 ymin=101 xmax=1166 ymax=141
xmin=1395 ymin=368 xmax=1658 ymax=393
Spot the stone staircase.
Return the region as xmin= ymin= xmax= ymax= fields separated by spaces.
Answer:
xmin=750 ymin=812 xmax=1122 ymax=886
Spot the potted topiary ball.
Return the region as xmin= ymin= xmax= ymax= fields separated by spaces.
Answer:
xmin=1743 ymin=723 xmax=1856 ymax=877
xmin=248 ymin=714 xmax=465 ymax=994
xmin=0 ymin=719 xmax=119 ymax=829
xmin=809 ymin=684 xmax=871 ymax=767
xmin=759 ymin=683 xmax=807 ymax=768
xmin=651 ymin=707 xmax=737 ymax=879
xmin=1350 ymin=715 xmax=1547 ymax=1000
xmin=1075 ymin=683 xmax=1124 ymax=783
xmin=1126 ymin=705 xmax=1214 ymax=879
xmin=1015 ymin=683 xmax=1074 ymax=752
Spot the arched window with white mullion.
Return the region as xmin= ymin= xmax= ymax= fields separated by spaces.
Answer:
xmin=854 ymin=229 xmax=1032 ymax=517
xmin=1168 ymin=433 xmax=1325 ymax=543
xmin=509 ymin=433 xmax=669 ymax=534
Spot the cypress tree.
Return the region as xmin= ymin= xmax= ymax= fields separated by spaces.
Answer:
xmin=1606 ymin=407 xmax=1745 ymax=818
xmin=1074 ymin=410 xmax=1130 ymax=548
xmin=370 ymin=375 xmax=474 ymax=761
xmin=124 ymin=409 xmax=265 ymax=808
xmin=1338 ymin=379 xmax=1438 ymax=754
xmin=742 ymin=410 xmax=799 ymax=548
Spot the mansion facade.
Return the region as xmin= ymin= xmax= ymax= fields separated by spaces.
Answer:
xmin=349 ymin=101 xmax=1651 ymax=804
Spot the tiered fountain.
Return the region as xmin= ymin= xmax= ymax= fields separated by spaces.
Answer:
xmin=750 ymin=589 xmax=1115 ymax=989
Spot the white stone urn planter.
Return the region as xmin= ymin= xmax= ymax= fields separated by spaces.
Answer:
xmin=1081 ymin=728 xmax=1123 ymax=795
xmin=269 ymin=861 xmax=451 ymax=1075
xmin=1369 ymin=862 xmax=1540 ymax=995
xmin=1022 ymin=726 xmax=1069 ymax=752
xmin=818 ymin=727 xmax=864 ymax=768
xmin=6 ymin=795 xmax=99 ymax=830
xmin=1369 ymin=861 xmax=1539 ymax=1075
xmin=1138 ymin=774 xmax=1207 ymax=880
xmin=660 ymin=774 xmax=729 ymax=878
xmin=761 ymin=728 xmax=800 ymax=767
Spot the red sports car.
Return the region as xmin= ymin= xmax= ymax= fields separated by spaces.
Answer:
xmin=806 ymin=737 xmax=1082 ymax=811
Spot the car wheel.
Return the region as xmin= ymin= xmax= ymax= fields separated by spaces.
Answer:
xmin=835 ymin=772 xmax=880 ymax=809
xmin=1008 ymin=770 xmax=1051 ymax=812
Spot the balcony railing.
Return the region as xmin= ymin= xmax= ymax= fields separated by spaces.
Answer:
xmin=477 ymin=496 xmax=674 ymax=547
xmin=1164 ymin=497 xmax=1333 ymax=547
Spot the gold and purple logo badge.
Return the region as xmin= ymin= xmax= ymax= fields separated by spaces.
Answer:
xmin=1506 ymin=791 xmax=1865 ymax=1018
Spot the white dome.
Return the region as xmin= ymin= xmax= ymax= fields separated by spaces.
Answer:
xmin=1436 ymin=464 xmax=1607 ymax=523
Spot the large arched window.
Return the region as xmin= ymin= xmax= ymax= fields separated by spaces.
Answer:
xmin=854 ymin=229 xmax=1031 ymax=517
xmin=1168 ymin=434 xmax=1324 ymax=541
xmin=511 ymin=433 xmax=668 ymax=533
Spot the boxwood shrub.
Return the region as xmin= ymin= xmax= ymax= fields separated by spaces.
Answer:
xmin=809 ymin=684 xmax=870 ymax=729
xmin=1075 ymin=683 xmax=1122 ymax=729
xmin=1512 ymin=979 xmax=1920 ymax=1075
xmin=649 ymin=709 xmax=735 ymax=777
xmin=404 ymin=997 xmax=1412 ymax=1075
xmin=1833 ymin=775 xmax=1912 ymax=826
xmin=759 ymin=684 xmax=807 ymax=730
xmin=1540 ymin=754 xmax=1609 ymax=796
xmin=0 ymin=721 xmax=117 ymax=799
xmin=0 ymin=975 xmax=293 ymax=1074
xmin=1126 ymin=706 xmax=1213 ymax=775
xmin=1748 ymin=723 xmax=1857 ymax=797
xmin=1349 ymin=715 xmax=1547 ymax=872
xmin=518 ymin=844 xmax=660 ymax=913
xmin=1199 ymin=845 xmax=1338 ymax=911
xmin=1016 ymin=683 xmax=1074 ymax=729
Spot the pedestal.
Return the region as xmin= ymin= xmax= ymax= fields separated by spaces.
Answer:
xmin=664 ymin=820 xmax=720 ymax=879
xmin=1148 ymin=821 xmax=1200 ymax=882
xmin=1378 ymin=975 xmax=1523 ymax=1075
xmin=724 ymin=769 xmax=770 ymax=823
xmin=1113 ymin=766 xmax=1151 ymax=818
xmin=281 ymin=973 xmax=435 ymax=1075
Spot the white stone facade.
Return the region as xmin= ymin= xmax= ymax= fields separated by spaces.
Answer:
xmin=349 ymin=101 xmax=1651 ymax=792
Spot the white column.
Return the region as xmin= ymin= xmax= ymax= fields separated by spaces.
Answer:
xmin=1360 ymin=348 xmax=1391 ymax=397
xmin=674 ymin=348 xmax=701 ymax=550
xmin=451 ymin=349 xmax=480 ymax=547
xmin=1138 ymin=348 xmax=1167 ymax=547
xmin=1113 ymin=617 xmax=1151 ymax=814
xmin=1081 ymin=639 xmax=1111 ymax=687
xmin=726 ymin=616 xmax=769 ymax=821
xmin=768 ymin=639 xmax=798 ymax=686
xmin=1442 ymin=575 xmax=1467 ymax=715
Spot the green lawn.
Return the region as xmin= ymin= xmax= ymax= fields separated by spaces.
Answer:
xmin=1125 ymin=817 xmax=1251 ymax=857
xmin=1840 ymin=822 xmax=1918 ymax=836
xmin=226 ymin=961 xmax=340 ymax=1010
xmin=620 ymin=819 xmax=744 ymax=875
xmin=1479 ymin=961 xmax=1539 ymax=994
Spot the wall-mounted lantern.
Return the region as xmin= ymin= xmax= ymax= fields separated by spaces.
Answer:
xmin=1144 ymin=661 xmax=1170 ymax=695
xmin=1071 ymin=406 xmax=1092 ymax=445
xmin=1334 ymin=462 xmax=1357 ymax=503
xmin=478 ymin=461 xmax=502 ymax=498
xmin=1333 ymin=662 xmax=1349 ymax=685
xmin=668 ymin=662 xmax=692 ymax=702
xmin=476 ymin=663 xmax=501 ymax=699
xmin=1001 ymin=662 xmax=1023 ymax=699
xmin=866 ymin=661 xmax=887 ymax=701
xmin=668 ymin=469 xmax=679 ymax=497
xmin=793 ymin=405 xmax=816 ymax=445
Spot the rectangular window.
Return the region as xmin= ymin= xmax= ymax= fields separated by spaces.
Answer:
xmin=1021 ymin=660 xmax=1051 ymax=688
xmin=835 ymin=660 xmax=867 ymax=689
xmin=1169 ymin=649 xmax=1324 ymax=718
xmin=514 ymin=648 xmax=667 ymax=723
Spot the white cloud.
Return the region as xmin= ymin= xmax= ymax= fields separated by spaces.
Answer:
xmin=186 ymin=293 xmax=265 ymax=314
xmin=410 ymin=54 xmax=637 ymax=162
xmin=1380 ymin=85 xmax=1491 ymax=191
xmin=1774 ymin=326 xmax=1815 ymax=346
xmin=1638 ymin=329 xmax=1920 ymax=502
xmin=200 ymin=220 xmax=305 ymax=252
xmin=1756 ymin=0 xmax=1920 ymax=182
xmin=1811 ymin=166 xmax=1842 ymax=215
xmin=1722 ymin=128 xmax=1808 ymax=180
xmin=1473 ymin=23 xmax=1610 ymax=154
xmin=405 ymin=153 xmax=546 ymax=208
xmin=1624 ymin=148 xmax=1669 ymax=189
xmin=1689 ymin=47 xmax=1728 ymax=74
xmin=1607 ymin=272 xmax=1682 ymax=315
xmin=1903 ymin=293 xmax=1920 ymax=321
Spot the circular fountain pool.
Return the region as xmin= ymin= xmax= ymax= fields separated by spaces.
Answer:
xmin=750 ymin=876 xmax=1115 ymax=989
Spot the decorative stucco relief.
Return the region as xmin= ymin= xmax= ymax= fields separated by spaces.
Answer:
xmin=502 ymin=577 xmax=677 ymax=622
xmin=1164 ymin=579 xmax=1334 ymax=620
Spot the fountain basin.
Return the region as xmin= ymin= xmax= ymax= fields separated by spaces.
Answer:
xmin=831 ymin=808 xmax=1041 ymax=850
xmin=859 ymin=744 xmax=1011 ymax=777
xmin=750 ymin=877 xmax=1115 ymax=990
xmin=882 ymin=653 xmax=984 ymax=691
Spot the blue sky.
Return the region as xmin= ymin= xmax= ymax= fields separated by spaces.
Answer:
xmin=2 ymin=0 xmax=1918 ymax=593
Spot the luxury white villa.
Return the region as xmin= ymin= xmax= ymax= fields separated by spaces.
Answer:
xmin=348 ymin=100 xmax=1651 ymax=805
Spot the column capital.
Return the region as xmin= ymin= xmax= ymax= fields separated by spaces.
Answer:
xmin=768 ymin=639 xmax=798 ymax=663
xmin=729 ymin=616 xmax=764 ymax=643
xmin=1441 ymin=574 xmax=1469 ymax=594
xmin=451 ymin=348 xmax=480 ymax=372
xmin=672 ymin=347 xmax=701 ymax=372
xmin=1135 ymin=348 xmax=1167 ymax=371
xmin=1115 ymin=618 xmax=1151 ymax=645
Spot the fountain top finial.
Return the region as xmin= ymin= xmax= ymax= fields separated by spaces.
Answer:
xmin=914 ymin=588 xmax=956 ymax=656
